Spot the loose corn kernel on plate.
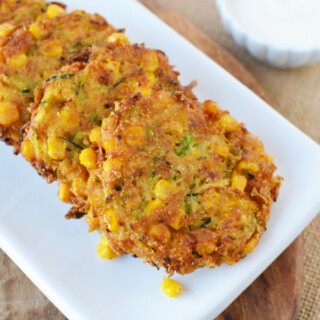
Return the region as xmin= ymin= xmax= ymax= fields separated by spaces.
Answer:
xmin=0 ymin=1 xmax=320 ymax=320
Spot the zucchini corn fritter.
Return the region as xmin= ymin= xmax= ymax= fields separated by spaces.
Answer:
xmin=0 ymin=0 xmax=48 ymax=25
xmin=0 ymin=8 xmax=116 ymax=149
xmin=21 ymin=44 xmax=192 ymax=214
xmin=84 ymin=91 xmax=281 ymax=275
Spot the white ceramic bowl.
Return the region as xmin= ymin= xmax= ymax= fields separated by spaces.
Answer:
xmin=216 ymin=0 xmax=320 ymax=68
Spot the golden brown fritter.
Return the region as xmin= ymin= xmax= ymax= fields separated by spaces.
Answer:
xmin=84 ymin=91 xmax=281 ymax=274
xmin=21 ymin=44 xmax=192 ymax=214
xmin=0 ymin=0 xmax=48 ymax=25
xmin=0 ymin=9 xmax=116 ymax=149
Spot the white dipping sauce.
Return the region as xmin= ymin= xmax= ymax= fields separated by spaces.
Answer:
xmin=224 ymin=0 xmax=320 ymax=49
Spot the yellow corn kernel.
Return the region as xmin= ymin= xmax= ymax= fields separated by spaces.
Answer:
xmin=106 ymin=61 xmax=120 ymax=77
xmin=0 ymin=3 xmax=9 ymax=14
xmin=142 ymin=52 xmax=159 ymax=72
xmin=89 ymin=127 xmax=101 ymax=143
xmin=219 ymin=114 xmax=239 ymax=132
xmin=42 ymin=41 xmax=63 ymax=57
xmin=196 ymin=241 xmax=216 ymax=255
xmin=36 ymin=13 xmax=47 ymax=21
xmin=97 ymin=236 xmax=119 ymax=259
xmin=57 ymin=182 xmax=70 ymax=203
xmin=74 ymin=9 xmax=85 ymax=14
xmin=128 ymin=79 xmax=139 ymax=89
xmin=154 ymin=179 xmax=177 ymax=200
xmin=125 ymin=126 xmax=145 ymax=146
xmin=103 ymin=209 xmax=119 ymax=232
xmin=9 ymin=53 xmax=28 ymax=69
xmin=41 ymin=86 xmax=58 ymax=102
xmin=46 ymin=4 xmax=66 ymax=19
xmin=146 ymin=72 xmax=157 ymax=83
xmin=102 ymin=138 xmax=116 ymax=153
xmin=20 ymin=140 xmax=35 ymax=162
xmin=231 ymin=174 xmax=247 ymax=193
xmin=148 ymin=224 xmax=170 ymax=244
xmin=47 ymin=137 xmax=67 ymax=160
xmin=0 ymin=22 xmax=15 ymax=38
xmin=145 ymin=199 xmax=162 ymax=214
xmin=135 ymin=86 xmax=151 ymax=97
xmin=103 ymin=157 xmax=122 ymax=176
xmin=28 ymin=22 xmax=44 ymax=40
xmin=60 ymin=106 xmax=80 ymax=128
xmin=0 ymin=102 xmax=19 ymax=126
xmin=79 ymin=148 xmax=97 ymax=169
xmin=169 ymin=209 xmax=186 ymax=230
xmin=242 ymin=233 xmax=260 ymax=255
xmin=161 ymin=277 xmax=183 ymax=298
xmin=238 ymin=160 xmax=259 ymax=173
xmin=203 ymin=100 xmax=220 ymax=116
xmin=107 ymin=33 xmax=130 ymax=45
xmin=215 ymin=144 xmax=229 ymax=158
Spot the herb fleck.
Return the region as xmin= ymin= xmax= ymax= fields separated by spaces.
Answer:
xmin=112 ymin=77 xmax=126 ymax=88
xmin=58 ymin=137 xmax=83 ymax=150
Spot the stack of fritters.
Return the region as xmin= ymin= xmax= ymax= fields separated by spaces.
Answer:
xmin=1 ymin=1 xmax=282 ymax=275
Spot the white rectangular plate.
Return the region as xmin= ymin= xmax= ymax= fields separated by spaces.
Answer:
xmin=1 ymin=1 xmax=320 ymax=319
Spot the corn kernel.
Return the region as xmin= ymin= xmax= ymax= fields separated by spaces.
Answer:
xmin=97 ymin=236 xmax=119 ymax=259
xmin=36 ymin=13 xmax=47 ymax=21
xmin=103 ymin=157 xmax=122 ymax=176
xmin=107 ymin=33 xmax=130 ymax=45
xmin=135 ymin=86 xmax=152 ymax=97
xmin=60 ymin=105 xmax=80 ymax=128
xmin=102 ymin=138 xmax=116 ymax=153
xmin=74 ymin=9 xmax=85 ymax=14
xmin=0 ymin=3 xmax=9 ymax=14
xmin=215 ymin=144 xmax=229 ymax=158
xmin=9 ymin=53 xmax=28 ymax=69
xmin=89 ymin=127 xmax=101 ymax=144
xmin=46 ymin=4 xmax=66 ymax=19
xmin=42 ymin=41 xmax=63 ymax=57
xmin=103 ymin=209 xmax=119 ymax=232
xmin=161 ymin=277 xmax=183 ymax=298
xmin=242 ymin=234 xmax=259 ymax=255
xmin=154 ymin=179 xmax=177 ymax=200
xmin=169 ymin=209 xmax=186 ymax=230
xmin=196 ymin=241 xmax=217 ymax=256
xmin=106 ymin=61 xmax=120 ymax=77
xmin=231 ymin=174 xmax=247 ymax=193
xmin=0 ymin=22 xmax=15 ymax=38
xmin=28 ymin=22 xmax=44 ymax=39
xmin=79 ymin=148 xmax=97 ymax=169
xmin=142 ymin=52 xmax=159 ymax=72
xmin=203 ymin=100 xmax=220 ymax=116
xmin=0 ymin=102 xmax=19 ymax=126
xmin=47 ymin=137 xmax=67 ymax=160
xmin=238 ymin=160 xmax=259 ymax=173
xmin=57 ymin=182 xmax=70 ymax=203
xmin=145 ymin=199 xmax=162 ymax=214
xmin=124 ymin=126 xmax=145 ymax=146
xmin=146 ymin=72 xmax=157 ymax=83
xmin=148 ymin=224 xmax=170 ymax=243
xmin=20 ymin=140 xmax=35 ymax=162
xmin=219 ymin=114 xmax=239 ymax=132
